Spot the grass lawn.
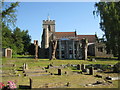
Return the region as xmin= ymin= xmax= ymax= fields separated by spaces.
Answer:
xmin=1 ymin=56 xmax=119 ymax=88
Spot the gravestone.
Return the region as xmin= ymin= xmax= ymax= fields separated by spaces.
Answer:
xmin=81 ymin=64 xmax=85 ymax=71
xmin=58 ymin=69 xmax=62 ymax=75
xmin=23 ymin=63 xmax=25 ymax=71
xmin=66 ymin=82 xmax=70 ymax=87
xmin=90 ymin=58 xmax=96 ymax=62
xmin=23 ymin=63 xmax=28 ymax=71
xmin=25 ymin=63 xmax=28 ymax=70
xmin=89 ymin=67 xmax=94 ymax=75
xmin=86 ymin=69 xmax=89 ymax=74
xmin=77 ymin=64 xmax=81 ymax=70
xmin=46 ymin=65 xmax=50 ymax=69
xmin=29 ymin=78 xmax=32 ymax=89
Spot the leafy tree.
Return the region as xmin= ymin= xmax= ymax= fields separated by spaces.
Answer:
xmin=2 ymin=2 xmax=19 ymax=27
xmin=93 ymin=2 xmax=120 ymax=59
xmin=21 ymin=30 xmax=31 ymax=54
xmin=2 ymin=2 xmax=32 ymax=55
xmin=12 ymin=27 xmax=24 ymax=54
xmin=2 ymin=24 xmax=13 ymax=48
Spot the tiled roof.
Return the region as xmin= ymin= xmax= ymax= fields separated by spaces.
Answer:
xmin=54 ymin=32 xmax=96 ymax=43
xmin=55 ymin=32 xmax=76 ymax=39
xmin=77 ymin=35 xmax=96 ymax=43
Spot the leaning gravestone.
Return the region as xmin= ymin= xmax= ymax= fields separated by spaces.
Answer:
xmin=89 ymin=67 xmax=94 ymax=75
xmin=58 ymin=69 xmax=62 ymax=75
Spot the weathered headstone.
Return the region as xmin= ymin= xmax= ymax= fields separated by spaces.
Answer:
xmin=46 ymin=65 xmax=50 ymax=69
xmin=86 ymin=69 xmax=89 ymax=74
xmin=25 ymin=63 xmax=28 ymax=70
xmin=29 ymin=78 xmax=32 ymax=89
xmin=58 ymin=69 xmax=62 ymax=75
xmin=81 ymin=64 xmax=85 ymax=71
xmin=89 ymin=67 xmax=94 ymax=75
xmin=23 ymin=63 xmax=28 ymax=71
xmin=66 ymin=82 xmax=70 ymax=87
xmin=90 ymin=58 xmax=96 ymax=62
xmin=77 ymin=64 xmax=81 ymax=70
xmin=23 ymin=63 xmax=25 ymax=71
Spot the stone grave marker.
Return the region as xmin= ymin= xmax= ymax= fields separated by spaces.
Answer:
xmin=23 ymin=63 xmax=28 ymax=71
xmin=58 ymin=69 xmax=62 ymax=75
xmin=77 ymin=64 xmax=81 ymax=70
xmin=89 ymin=67 xmax=94 ymax=75
xmin=81 ymin=64 xmax=86 ymax=71
xmin=90 ymin=58 xmax=96 ymax=62
xmin=29 ymin=78 xmax=32 ymax=89
xmin=86 ymin=68 xmax=89 ymax=74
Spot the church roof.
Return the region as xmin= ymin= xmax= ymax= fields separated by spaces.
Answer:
xmin=77 ymin=35 xmax=96 ymax=43
xmin=55 ymin=32 xmax=76 ymax=39
xmin=54 ymin=32 xmax=96 ymax=43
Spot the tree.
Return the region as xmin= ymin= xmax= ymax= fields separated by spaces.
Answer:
xmin=93 ymin=2 xmax=120 ymax=59
xmin=2 ymin=2 xmax=19 ymax=27
xmin=12 ymin=27 xmax=24 ymax=54
xmin=21 ymin=30 xmax=31 ymax=54
xmin=2 ymin=2 xmax=32 ymax=55
xmin=2 ymin=24 xmax=13 ymax=48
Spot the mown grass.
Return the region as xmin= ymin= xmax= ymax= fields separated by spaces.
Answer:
xmin=1 ymin=56 xmax=119 ymax=88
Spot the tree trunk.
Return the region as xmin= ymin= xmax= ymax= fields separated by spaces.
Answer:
xmin=50 ymin=40 xmax=57 ymax=60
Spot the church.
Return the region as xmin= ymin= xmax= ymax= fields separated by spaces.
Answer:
xmin=38 ymin=17 xmax=113 ymax=60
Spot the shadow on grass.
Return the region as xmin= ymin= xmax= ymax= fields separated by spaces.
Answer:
xmin=95 ymin=57 xmax=118 ymax=61
xmin=19 ymin=85 xmax=31 ymax=89
xmin=17 ymin=57 xmax=35 ymax=59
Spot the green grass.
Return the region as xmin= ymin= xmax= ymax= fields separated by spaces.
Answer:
xmin=1 ymin=56 xmax=119 ymax=88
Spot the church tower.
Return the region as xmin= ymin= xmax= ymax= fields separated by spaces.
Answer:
xmin=41 ymin=16 xmax=55 ymax=49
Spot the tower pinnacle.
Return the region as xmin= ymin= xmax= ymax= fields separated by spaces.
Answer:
xmin=47 ymin=14 xmax=50 ymax=21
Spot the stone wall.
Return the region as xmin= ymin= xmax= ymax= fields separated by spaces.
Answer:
xmin=88 ymin=42 xmax=113 ymax=57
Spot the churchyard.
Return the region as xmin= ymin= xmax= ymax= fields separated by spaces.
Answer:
xmin=1 ymin=56 xmax=119 ymax=88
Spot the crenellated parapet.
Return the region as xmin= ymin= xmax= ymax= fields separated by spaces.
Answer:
xmin=43 ymin=20 xmax=55 ymax=25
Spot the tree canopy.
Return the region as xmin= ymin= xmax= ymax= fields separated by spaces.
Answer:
xmin=2 ymin=25 xmax=31 ymax=54
xmin=2 ymin=2 xmax=32 ymax=55
xmin=2 ymin=2 xmax=19 ymax=27
xmin=93 ymin=2 xmax=120 ymax=59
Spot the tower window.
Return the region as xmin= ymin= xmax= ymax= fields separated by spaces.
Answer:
xmin=48 ymin=25 xmax=51 ymax=31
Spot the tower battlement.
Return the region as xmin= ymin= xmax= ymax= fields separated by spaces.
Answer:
xmin=43 ymin=20 xmax=55 ymax=25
